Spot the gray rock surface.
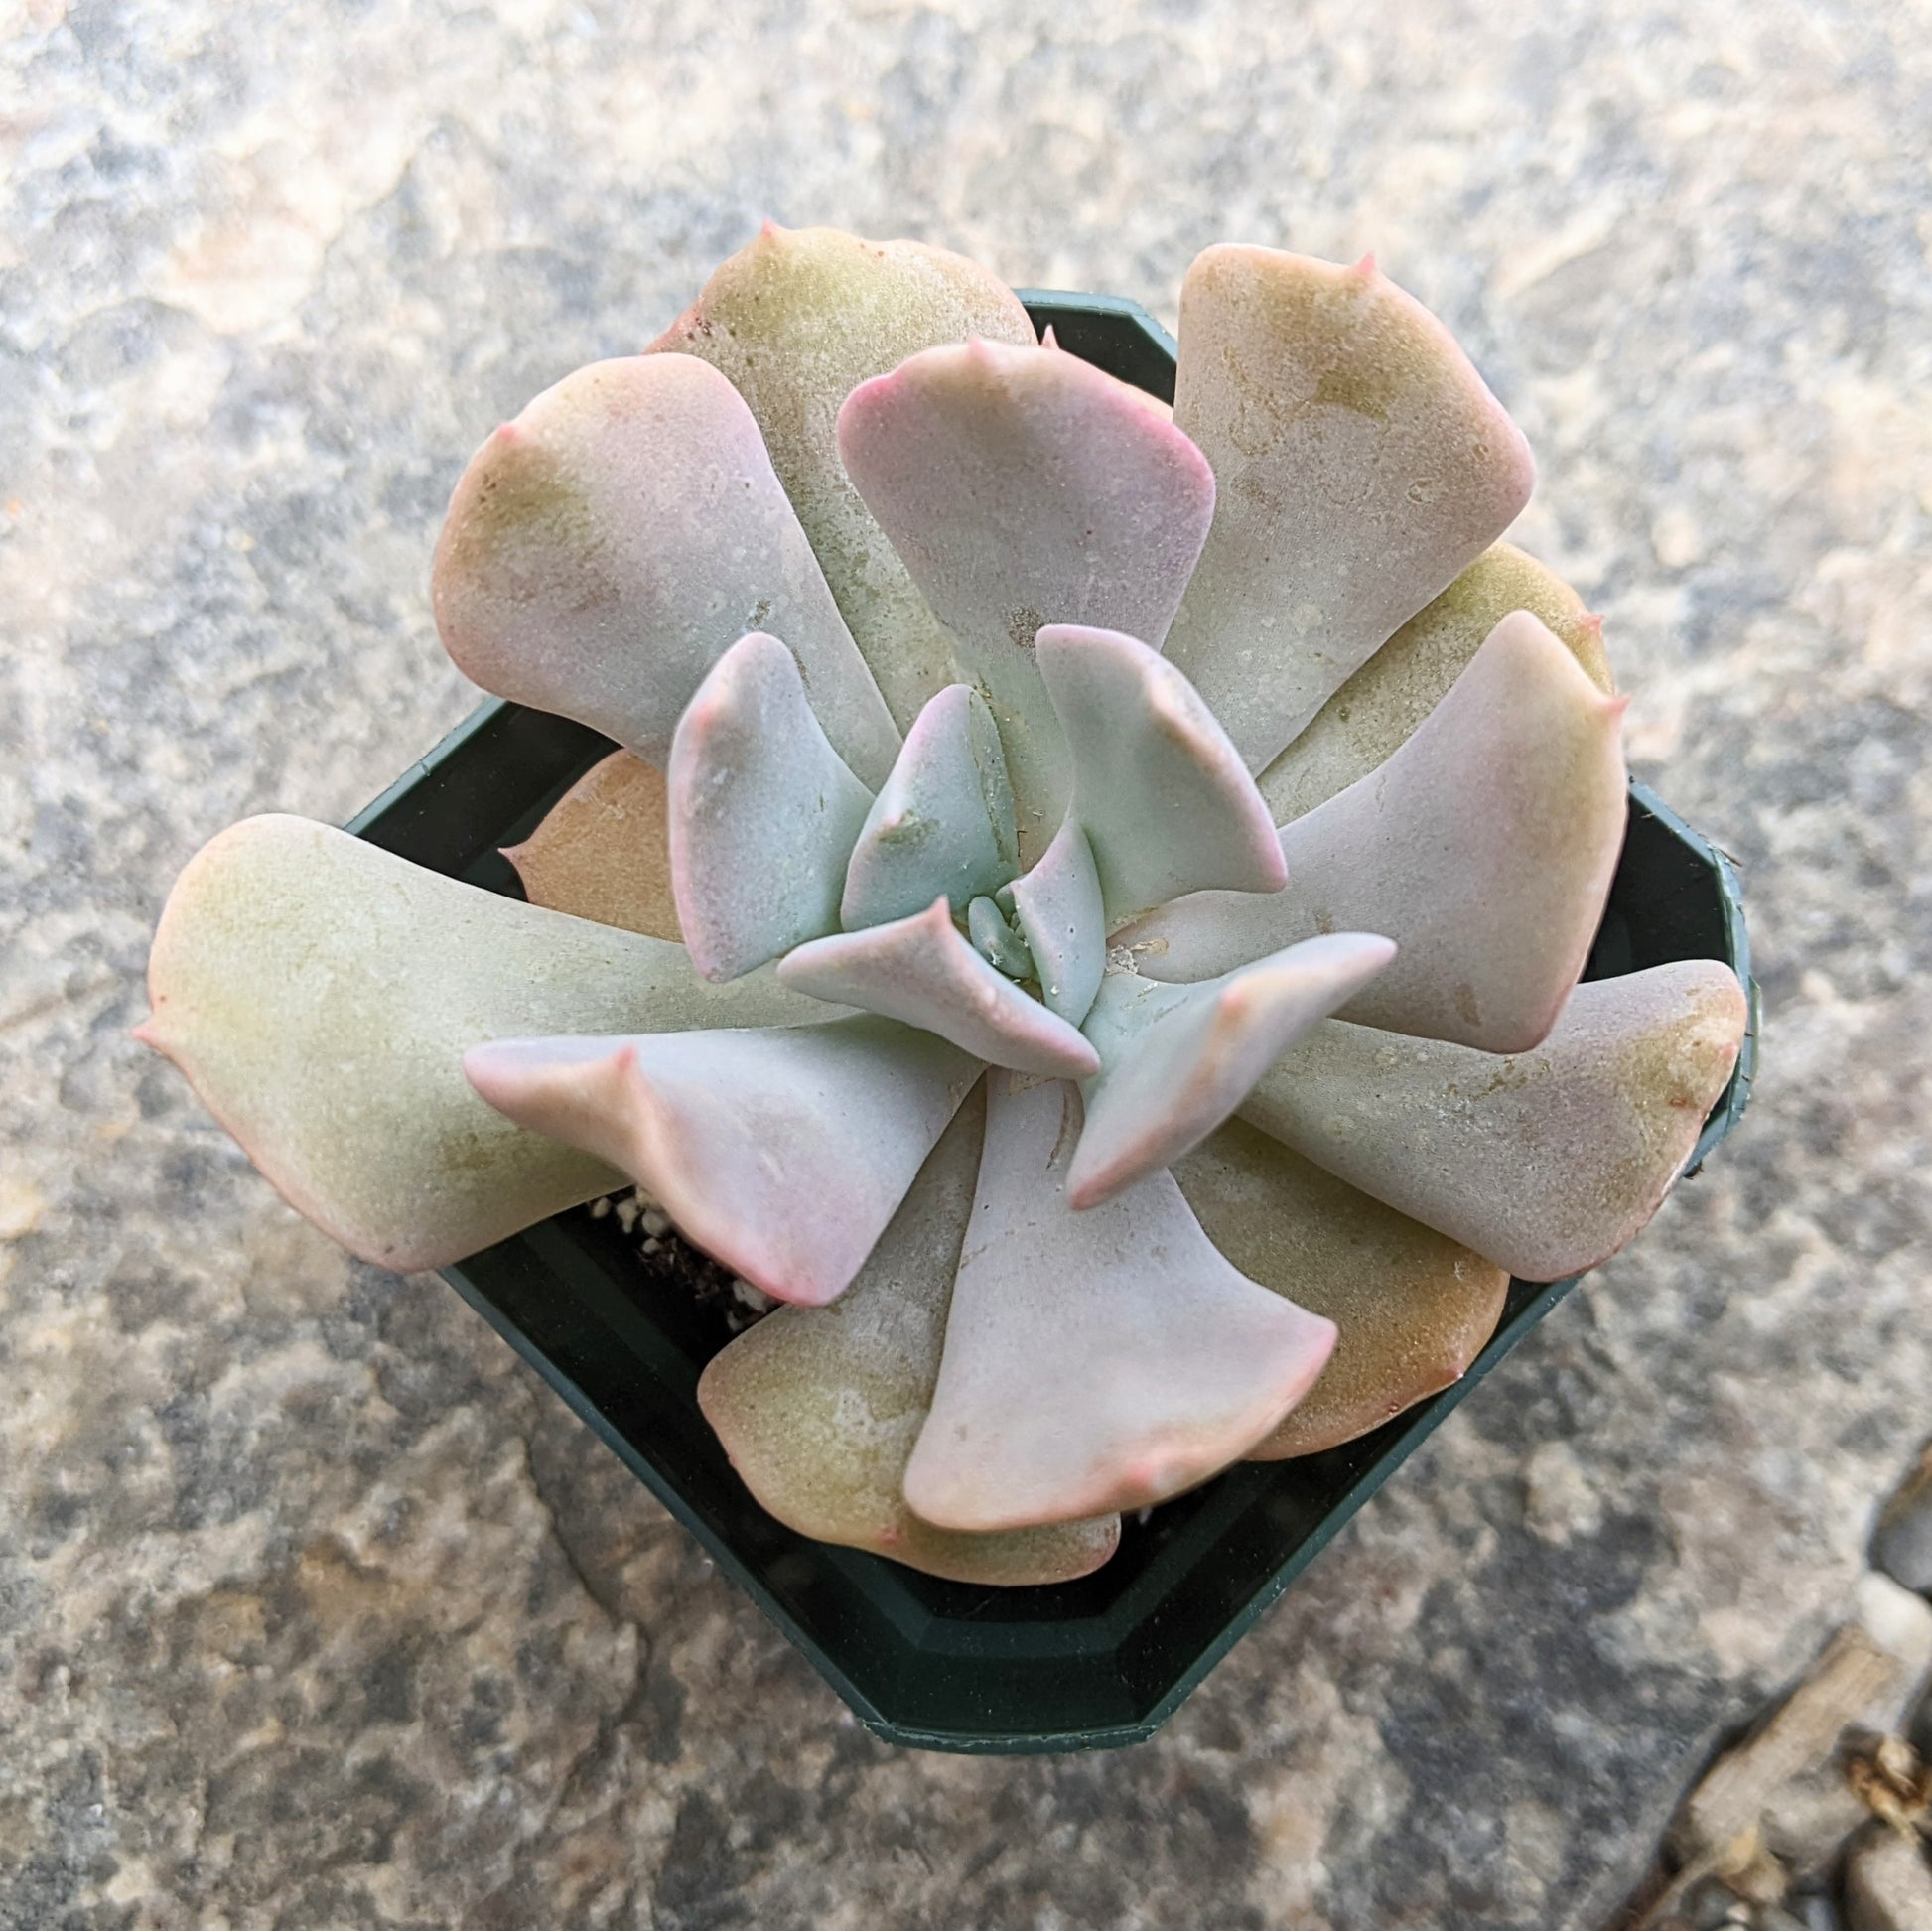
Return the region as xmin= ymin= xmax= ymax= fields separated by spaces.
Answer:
xmin=1844 ymin=1828 xmax=1932 ymax=1931
xmin=1873 ymin=1450 xmax=1932 ymax=1597
xmin=3 ymin=1 xmax=1930 ymax=1926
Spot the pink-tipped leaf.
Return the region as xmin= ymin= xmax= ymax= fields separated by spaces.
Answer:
xmin=839 ymin=337 xmax=1217 ymax=860
xmin=697 ymin=1085 xmax=1121 ymax=1585
xmin=433 ymin=352 xmax=899 ymax=787
xmin=1258 ymin=541 xmax=1613 ymax=824
xmin=1035 ymin=622 xmax=1287 ymax=926
xmin=777 ymin=897 xmax=1100 ymax=1078
xmin=901 ymin=1074 xmax=1337 ymax=1532
xmin=465 ymin=1016 xmax=979 ymax=1307
xmin=840 ymin=683 xmax=1018 ymax=929
xmin=1165 ymin=246 xmax=1537 ymax=771
xmin=1239 ymin=961 xmax=1750 ymax=1281
xmin=139 ymin=816 xmax=828 ymax=1273
xmin=1173 ymin=1121 xmax=1508 ymax=1459
xmin=648 ymin=223 xmax=1038 ymax=730
xmin=1070 ymin=932 xmax=1397 ymax=1209
xmin=1121 ymin=611 xmax=1628 ymax=1051
xmin=667 ymin=632 xmax=876 ymax=983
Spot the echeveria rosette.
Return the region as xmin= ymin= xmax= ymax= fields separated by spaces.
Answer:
xmin=139 ymin=225 xmax=1749 ymax=1588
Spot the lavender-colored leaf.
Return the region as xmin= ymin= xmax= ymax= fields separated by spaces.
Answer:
xmin=901 ymin=1073 xmax=1337 ymax=1531
xmin=433 ymin=352 xmax=899 ymax=787
xmin=698 ymin=1085 xmax=1120 ymax=1585
xmin=840 ymin=683 xmax=1018 ymax=930
xmin=668 ymin=633 xmax=876 ymax=983
xmin=136 ymin=816 xmax=828 ymax=1274
xmin=1173 ymin=1121 xmax=1507 ymax=1459
xmin=649 ymin=223 xmax=1037 ymax=730
xmin=778 ymin=897 xmax=1100 ymax=1079
xmin=1071 ymin=933 xmax=1396 ymax=1209
xmin=1121 ymin=611 xmax=1628 ymax=1052
xmin=1258 ymin=540 xmax=1613 ymax=824
xmin=1165 ymin=246 xmax=1537 ymax=772
xmin=1001 ymin=817 xmax=1105 ymax=1028
xmin=839 ymin=338 xmax=1217 ymax=860
xmin=1239 ymin=961 xmax=1750 ymax=1281
xmin=464 ymin=1016 xmax=979 ymax=1308
xmin=503 ymin=749 xmax=681 ymax=940
xmin=1035 ymin=623 xmax=1286 ymax=925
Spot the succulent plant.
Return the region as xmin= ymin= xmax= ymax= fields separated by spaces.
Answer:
xmin=140 ymin=226 xmax=1749 ymax=1587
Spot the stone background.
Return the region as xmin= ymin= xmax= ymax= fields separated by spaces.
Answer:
xmin=3 ymin=0 xmax=1929 ymax=1924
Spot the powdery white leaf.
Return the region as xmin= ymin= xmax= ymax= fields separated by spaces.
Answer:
xmin=1166 ymin=246 xmax=1536 ymax=772
xmin=1239 ymin=961 xmax=1750 ymax=1281
xmin=901 ymin=1073 xmax=1337 ymax=1531
xmin=667 ymin=633 xmax=876 ymax=983
xmin=464 ymin=1016 xmax=979 ymax=1307
xmin=137 ymin=816 xmax=825 ymax=1273
xmin=1122 ymin=612 xmax=1628 ymax=1051
xmin=433 ymin=352 xmax=899 ymax=786
xmin=698 ymin=1084 xmax=1121 ymax=1585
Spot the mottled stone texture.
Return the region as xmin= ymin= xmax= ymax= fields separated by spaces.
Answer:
xmin=2 ymin=0 xmax=1928 ymax=1925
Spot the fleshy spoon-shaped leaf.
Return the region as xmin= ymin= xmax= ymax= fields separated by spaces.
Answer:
xmin=1070 ymin=933 xmax=1396 ymax=1209
xmin=1120 ymin=612 xmax=1627 ymax=1052
xmin=698 ymin=1085 xmax=1121 ymax=1585
xmin=137 ymin=816 xmax=828 ymax=1273
xmin=901 ymin=1074 xmax=1337 ymax=1531
xmin=778 ymin=898 xmax=1100 ymax=1079
xmin=1173 ymin=1121 xmax=1507 ymax=1459
xmin=840 ymin=683 xmax=1018 ymax=928
xmin=839 ymin=338 xmax=1217 ymax=861
xmin=464 ymin=1017 xmax=979 ymax=1308
xmin=1165 ymin=246 xmax=1537 ymax=772
xmin=1258 ymin=540 xmax=1613 ymax=824
xmin=433 ymin=353 xmax=899 ymax=787
xmin=1001 ymin=818 xmax=1105 ymax=1029
xmin=648 ymin=223 xmax=1037 ymax=731
xmin=1035 ymin=622 xmax=1287 ymax=926
xmin=1239 ymin=961 xmax=1749 ymax=1282
xmin=503 ymin=750 xmax=680 ymax=940
xmin=667 ymin=633 xmax=876 ymax=983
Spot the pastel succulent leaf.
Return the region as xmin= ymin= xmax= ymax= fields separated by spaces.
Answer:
xmin=1258 ymin=540 xmax=1613 ymax=824
xmin=697 ymin=1084 xmax=1121 ymax=1585
xmin=647 ymin=223 xmax=1037 ymax=731
xmin=901 ymin=1073 xmax=1338 ymax=1532
xmin=463 ymin=1016 xmax=979 ymax=1308
xmin=503 ymin=749 xmax=681 ymax=940
xmin=966 ymin=895 xmax=1034 ymax=978
xmin=137 ymin=816 xmax=828 ymax=1274
xmin=432 ymin=352 xmax=900 ymax=787
xmin=1173 ymin=1121 xmax=1508 ymax=1459
xmin=1165 ymin=246 xmax=1538 ymax=772
xmin=1035 ymin=623 xmax=1287 ymax=926
xmin=1238 ymin=960 xmax=1749 ymax=1282
xmin=667 ymin=632 xmax=877 ymax=983
xmin=840 ymin=683 xmax=1019 ymax=929
xmin=1070 ymin=932 xmax=1398 ymax=1210
xmin=1120 ymin=612 xmax=1628 ymax=1052
xmin=777 ymin=897 xmax=1100 ymax=1079
xmin=1001 ymin=817 xmax=1106 ymax=1029
xmin=838 ymin=337 xmax=1218 ymax=860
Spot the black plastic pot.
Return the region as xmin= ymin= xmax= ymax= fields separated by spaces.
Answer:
xmin=346 ymin=294 xmax=1758 ymax=1754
